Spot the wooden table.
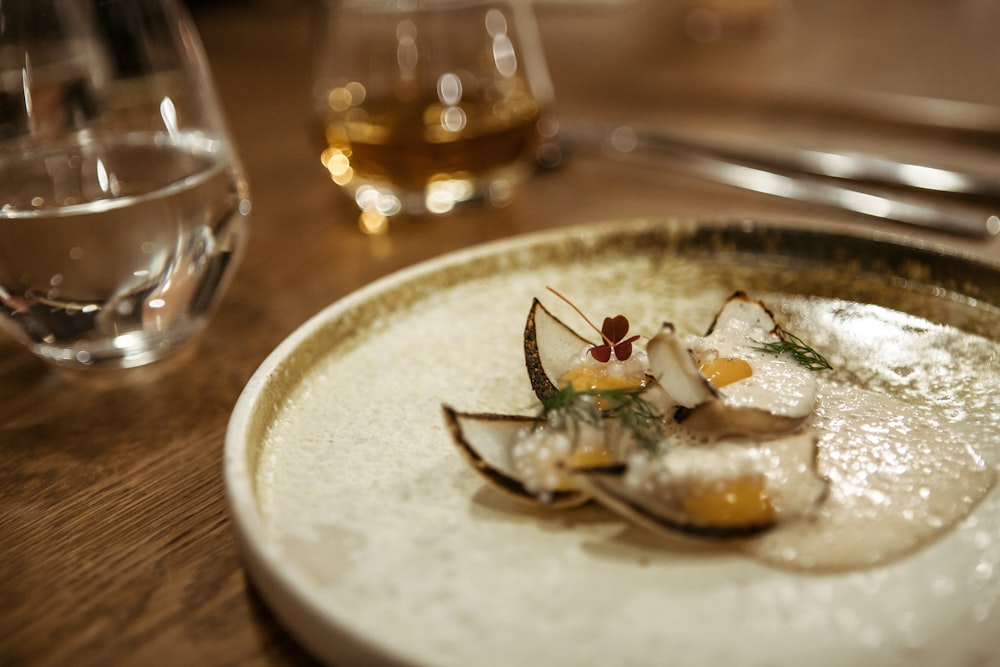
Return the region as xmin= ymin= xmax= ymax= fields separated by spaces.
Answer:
xmin=3 ymin=1 xmax=998 ymax=665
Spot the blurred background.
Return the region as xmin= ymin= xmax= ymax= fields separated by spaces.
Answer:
xmin=183 ymin=0 xmax=1000 ymax=239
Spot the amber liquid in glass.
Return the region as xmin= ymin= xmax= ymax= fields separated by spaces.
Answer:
xmin=318 ymin=91 xmax=542 ymax=196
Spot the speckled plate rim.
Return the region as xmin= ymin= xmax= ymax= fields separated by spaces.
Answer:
xmin=224 ymin=216 xmax=1000 ymax=666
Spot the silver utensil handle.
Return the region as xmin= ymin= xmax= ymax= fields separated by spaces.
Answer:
xmin=562 ymin=121 xmax=1000 ymax=238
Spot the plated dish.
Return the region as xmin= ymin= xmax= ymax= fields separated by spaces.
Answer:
xmin=225 ymin=218 xmax=1000 ymax=667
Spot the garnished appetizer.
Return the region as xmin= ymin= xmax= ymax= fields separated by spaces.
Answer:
xmin=442 ymin=288 xmax=996 ymax=569
xmin=444 ymin=288 xmax=831 ymax=538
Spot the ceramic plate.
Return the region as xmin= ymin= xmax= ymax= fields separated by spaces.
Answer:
xmin=225 ymin=218 xmax=1000 ymax=667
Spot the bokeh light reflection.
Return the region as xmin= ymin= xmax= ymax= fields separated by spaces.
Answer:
xmin=986 ymin=215 xmax=999 ymax=235
xmin=320 ymin=147 xmax=354 ymax=186
xmin=486 ymin=9 xmax=518 ymax=77
xmin=359 ymin=209 xmax=389 ymax=235
xmin=396 ymin=19 xmax=418 ymax=80
xmin=441 ymin=105 xmax=467 ymax=132
xmin=492 ymin=36 xmax=517 ymax=78
xmin=425 ymin=178 xmax=474 ymax=214
xmin=437 ymin=72 xmax=462 ymax=105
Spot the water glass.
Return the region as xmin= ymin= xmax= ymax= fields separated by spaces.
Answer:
xmin=0 ymin=0 xmax=250 ymax=369
xmin=310 ymin=0 xmax=554 ymax=227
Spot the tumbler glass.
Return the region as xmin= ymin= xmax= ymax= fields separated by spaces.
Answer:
xmin=0 ymin=0 xmax=250 ymax=369
xmin=310 ymin=0 xmax=554 ymax=228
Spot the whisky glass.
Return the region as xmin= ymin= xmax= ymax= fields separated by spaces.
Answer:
xmin=310 ymin=0 xmax=554 ymax=227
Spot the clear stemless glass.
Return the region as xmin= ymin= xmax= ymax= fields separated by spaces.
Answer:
xmin=310 ymin=0 xmax=554 ymax=230
xmin=0 ymin=0 xmax=250 ymax=370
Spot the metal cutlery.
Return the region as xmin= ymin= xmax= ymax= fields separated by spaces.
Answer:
xmin=561 ymin=120 xmax=1000 ymax=238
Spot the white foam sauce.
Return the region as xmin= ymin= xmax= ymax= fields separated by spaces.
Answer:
xmin=742 ymin=383 xmax=996 ymax=571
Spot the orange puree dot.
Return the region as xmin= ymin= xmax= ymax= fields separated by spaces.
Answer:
xmin=699 ymin=357 xmax=753 ymax=388
xmin=567 ymin=447 xmax=616 ymax=469
xmin=559 ymin=365 xmax=646 ymax=410
xmin=681 ymin=476 xmax=776 ymax=527
xmin=559 ymin=365 xmax=645 ymax=392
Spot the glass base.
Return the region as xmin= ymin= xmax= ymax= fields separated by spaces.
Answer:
xmin=345 ymin=160 xmax=536 ymax=220
xmin=27 ymin=320 xmax=205 ymax=370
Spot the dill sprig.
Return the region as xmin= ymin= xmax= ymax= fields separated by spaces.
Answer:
xmin=752 ymin=328 xmax=832 ymax=371
xmin=537 ymin=384 xmax=664 ymax=451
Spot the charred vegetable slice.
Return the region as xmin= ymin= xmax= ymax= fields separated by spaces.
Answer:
xmin=442 ymin=406 xmax=591 ymax=509
xmin=572 ymin=429 xmax=828 ymax=538
xmin=523 ymin=298 xmax=593 ymax=400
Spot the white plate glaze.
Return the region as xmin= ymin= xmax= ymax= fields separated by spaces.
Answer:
xmin=225 ymin=218 xmax=1000 ymax=667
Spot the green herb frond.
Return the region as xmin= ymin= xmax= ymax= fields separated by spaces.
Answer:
xmin=537 ymin=384 xmax=664 ymax=450
xmin=752 ymin=328 xmax=832 ymax=371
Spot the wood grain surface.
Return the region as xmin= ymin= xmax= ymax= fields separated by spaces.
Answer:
xmin=2 ymin=1 xmax=998 ymax=665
